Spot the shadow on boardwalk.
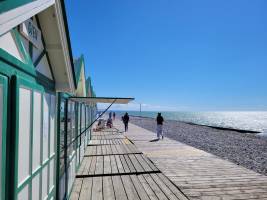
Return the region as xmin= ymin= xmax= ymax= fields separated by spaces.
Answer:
xmin=116 ymin=121 xmax=267 ymax=200
xmin=70 ymin=126 xmax=188 ymax=200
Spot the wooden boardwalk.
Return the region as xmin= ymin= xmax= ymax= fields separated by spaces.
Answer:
xmin=70 ymin=127 xmax=188 ymax=200
xmin=115 ymin=121 xmax=267 ymax=200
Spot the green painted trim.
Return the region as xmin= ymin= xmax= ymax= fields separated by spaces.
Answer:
xmin=0 ymin=0 xmax=34 ymax=14
xmin=29 ymin=43 xmax=33 ymax=60
xmin=0 ymin=75 xmax=8 ymax=200
xmin=33 ymin=50 xmax=46 ymax=67
xmin=0 ymin=48 xmax=36 ymax=77
xmin=12 ymin=29 xmax=33 ymax=68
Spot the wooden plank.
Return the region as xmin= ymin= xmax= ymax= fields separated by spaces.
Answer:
xmin=135 ymin=154 xmax=152 ymax=172
xmin=143 ymin=174 xmax=168 ymax=200
xmin=157 ymin=173 xmax=188 ymax=200
xmin=89 ymin=156 xmax=97 ymax=175
xmin=141 ymin=154 xmax=158 ymax=171
xmin=95 ymin=156 xmax=104 ymax=175
xmin=111 ymin=145 xmax=118 ymax=154
xmin=69 ymin=178 xmax=83 ymax=200
xmin=84 ymin=156 xmax=93 ymax=175
xmin=137 ymin=175 xmax=158 ymax=200
xmin=124 ymin=155 xmax=136 ymax=173
xmin=112 ymin=176 xmax=128 ymax=200
xmin=91 ymin=146 xmax=97 ymax=155
xmin=79 ymin=177 xmax=93 ymax=200
xmin=129 ymin=154 xmax=144 ymax=172
xmin=115 ymin=155 xmax=125 ymax=173
xmin=130 ymin=175 xmax=150 ymax=200
xmin=123 ymin=144 xmax=132 ymax=153
xmin=86 ymin=146 xmax=93 ymax=155
xmin=96 ymin=145 xmax=102 ymax=155
xmin=102 ymin=144 xmax=107 ymax=155
xmin=104 ymin=155 xmax=112 ymax=174
xmin=110 ymin=155 xmax=119 ymax=174
xmin=121 ymin=175 xmax=140 ymax=200
xmin=91 ymin=177 xmax=103 ymax=200
xmin=103 ymin=176 xmax=116 ymax=200
xmin=119 ymin=155 xmax=131 ymax=173
xmin=114 ymin=144 xmax=123 ymax=154
xmin=106 ymin=145 xmax=112 ymax=155
xmin=150 ymin=173 xmax=179 ymax=200
xmin=77 ymin=157 xmax=87 ymax=175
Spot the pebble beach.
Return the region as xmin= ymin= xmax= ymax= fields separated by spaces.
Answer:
xmin=128 ymin=115 xmax=267 ymax=176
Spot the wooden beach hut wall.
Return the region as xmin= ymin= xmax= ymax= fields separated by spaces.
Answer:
xmin=0 ymin=0 xmax=81 ymax=199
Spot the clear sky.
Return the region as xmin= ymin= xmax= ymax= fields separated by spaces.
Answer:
xmin=65 ymin=0 xmax=267 ymax=111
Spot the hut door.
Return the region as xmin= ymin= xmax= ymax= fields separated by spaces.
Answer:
xmin=13 ymin=76 xmax=56 ymax=200
xmin=0 ymin=74 xmax=8 ymax=200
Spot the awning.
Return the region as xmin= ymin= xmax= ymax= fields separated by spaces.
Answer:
xmin=69 ymin=97 xmax=135 ymax=104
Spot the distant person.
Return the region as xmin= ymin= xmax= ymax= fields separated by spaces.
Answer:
xmin=156 ymin=113 xmax=164 ymax=139
xmin=123 ymin=112 xmax=129 ymax=132
xmin=109 ymin=112 xmax=112 ymax=119
xmin=113 ymin=112 xmax=116 ymax=120
xmin=106 ymin=117 xmax=113 ymax=128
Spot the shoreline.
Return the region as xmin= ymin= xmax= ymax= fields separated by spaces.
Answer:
xmin=128 ymin=115 xmax=267 ymax=176
xmin=129 ymin=114 xmax=261 ymax=134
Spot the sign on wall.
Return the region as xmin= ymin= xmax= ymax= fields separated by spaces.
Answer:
xmin=20 ymin=19 xmax=43 ymax=50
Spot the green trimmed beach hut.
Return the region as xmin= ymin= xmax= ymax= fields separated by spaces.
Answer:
xmin=57 ymin=55 xmax=96 ymax=200
xmin=0 ymin=1 xmax=96 ymax=200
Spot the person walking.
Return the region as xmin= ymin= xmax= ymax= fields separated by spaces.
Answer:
xmin=156 ymin=113 xmax=164 ymax=139
xmin=123 ymin=112 xmax=129 ymax=132
xmin=113 ymin=112 xmax=116 ymax=120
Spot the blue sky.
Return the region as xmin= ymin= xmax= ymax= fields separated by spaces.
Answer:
xmin=66 ymin=0 xmax=267 ymax=111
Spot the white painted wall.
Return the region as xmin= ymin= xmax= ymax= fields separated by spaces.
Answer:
xmin=18 ymin=87 xmax=31 ymax=185
xmin=32 ymin=91 xmax=42 ymax=172
xmin=36 ymin=55 xmax=53 ymax=80
xmin=0 ymin=31 xmax=24 ymax=61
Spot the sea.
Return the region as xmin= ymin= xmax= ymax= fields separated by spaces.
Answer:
xmin=114 ymin=111 xmax=267 ymax=135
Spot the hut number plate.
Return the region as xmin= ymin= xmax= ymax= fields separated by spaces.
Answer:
xmin=20 ymin=19 xmax=43 ymax=50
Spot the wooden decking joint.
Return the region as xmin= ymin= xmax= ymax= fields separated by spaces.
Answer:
xmin=84 ymin=152 xmax=143 ymax=157
xmin=76 ymin=170 xmax=162 ymax=178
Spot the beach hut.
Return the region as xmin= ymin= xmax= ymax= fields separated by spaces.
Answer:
xmin=0 ymin=1 xmax=76 ymax=199
xmin=0 ymin=1 xmax=134 ymax=200
xmin=56 ymin=54 xmax=98 ymax=199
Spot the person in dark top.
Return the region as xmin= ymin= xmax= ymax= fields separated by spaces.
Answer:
xmin=123 ymin=112 xmax=129 ymax=132
xmin=156 ymin=113 xmax=164 ymax=139
xmin=113 ymin=112 xmax=116 ymax=120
